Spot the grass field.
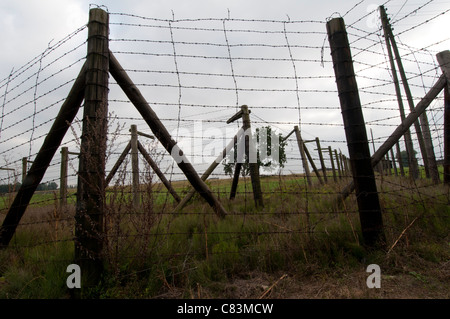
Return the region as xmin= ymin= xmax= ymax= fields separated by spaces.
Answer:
xmin=0 ymin=172 xmax=449 ymax=299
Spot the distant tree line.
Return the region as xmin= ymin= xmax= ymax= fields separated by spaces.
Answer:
xmin=0 ymin=181 xmax=58 ymax=194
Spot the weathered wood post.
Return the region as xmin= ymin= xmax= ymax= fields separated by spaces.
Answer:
xmin=380 ymin=5 xmax=439 ymax=183
xmin=21 ymin=158 xmax=28 ymax=183
xmin=130 ymin=125 xmax=140 ymax=209
xmin=328 ymin=146 xmax=338 ymax=182
xmin=335 ymin=149 xmax=342 ymax=179
xmin=316 ymin=138 xmax=328 ymax=183
xmin=294 ymin=126 xmax=312 ymax=187
xmin=379 ymin=6 xmax=419 ymax=180
xmin=437 ymin=51 xmax=450 ymax=184
xmin=327 ymin=17 xmax=385 ymax=248
xmin=303 ymin=140 xmax=324 ymax=185
xmin=241 ymin=105 xmax=264 ymax=208
xmin=395 ymin=142 xmax=405 ymax=177
xmin=390 ymin=148 xmax=398 ymax=176
xmin=75 ymin=8 xmax=109 ymax=291
xmin=60 ymin=147 xmax=68 ymax=209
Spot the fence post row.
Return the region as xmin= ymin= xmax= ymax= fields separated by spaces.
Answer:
xmin=380 ymin=6 xmax=440 ymax=183
xmin=294 ymin=126 xmax=312 ymax=187
xmin=379 ymin=6 xmax=420 ymax=180
xmin=327 ymin=17 xmax=386 ymax=248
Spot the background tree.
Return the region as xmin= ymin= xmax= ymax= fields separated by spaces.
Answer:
xmin=222 ymin=126 xmax=287 ymax=177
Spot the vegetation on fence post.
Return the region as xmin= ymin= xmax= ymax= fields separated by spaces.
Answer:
xmin=75 ymin=7 xmax=109 ymax=294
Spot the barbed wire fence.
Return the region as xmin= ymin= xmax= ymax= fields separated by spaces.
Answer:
xmin=0 ymin=2 xmax=449 ymax=296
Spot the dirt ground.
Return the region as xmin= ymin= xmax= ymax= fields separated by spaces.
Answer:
xmin=156 ymin=259 xmax=449 ymax=299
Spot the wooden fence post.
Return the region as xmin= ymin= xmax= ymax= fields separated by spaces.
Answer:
xmin=75 ymin=8 xmax=109 ymax=291
xmin=60 ymin=147 xmax=68 ymax=209
xmin=437 ymin=51 xmax=450 ymax=184
xmin=303 ymin=141 xmax=324 ymax=185
xmin=335 ymin=149 xmax=342 ymax=179
xmin=379 ymin=6 xmax=419 ymax=180
xmin=294 ymin=126 xmax=312 ymax=187
xmin=329 ymin=146 xmax=338 ymax=182
xmin=327 ymin=17 xmax=385 ymax=248
xmin=316 ymin=138 xmax=328 ymax=183
xmin=242 ymin=105 xmax=264 ymax=208
xmin=130 ymin=125 xmax=140 ymax=209
xmin=390 ymin=148 xmax=398 ymax=176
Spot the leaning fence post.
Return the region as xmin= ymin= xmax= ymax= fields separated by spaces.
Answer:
xmin=379 ymin=6 xmax=419 ymax=180
xmin=294 ymin=126 xmax=312 ymax=187
xmin=130 ymin=124 xmax=140 ymax=209
xmin=316 ymin=138 xmax=328 ymax=183
xmin=437 ymin=50 xmax=450 ymax=184
xmin=60 ymin=147 xmax=68 ymax=209
xmin=329 ymin=146 xmax=337 ymax=182
xmin=241 ymin=105 xmax=264 ymax=208
xmin=327 ymin=17 xmax=385 ymax=248
xmin=75 ymin=7 xmax=109 ymax=291
xmin=335 ymin=149 xmax=342 ymax=179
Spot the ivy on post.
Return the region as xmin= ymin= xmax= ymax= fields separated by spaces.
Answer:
xmin=326 ymin=17 xmax=386 ymax=249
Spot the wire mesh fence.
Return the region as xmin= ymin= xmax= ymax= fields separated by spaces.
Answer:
xmin=0 ymin=2 xmax=449 ymax=298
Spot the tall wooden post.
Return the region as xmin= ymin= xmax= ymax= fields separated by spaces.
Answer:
xmin=241 ymin=105 xmax=264 ymax=208
xmin=60 ymin=147 xmax=68 ymax=209
xmin=329 ymin=146 xmax=337 ymax=182
xmin=335 ymin=149 xmax=342 ymax=179
xmin=294 ymin=126 xmax=312 ymax=187
xmin=390 ymin=148 xmax=398 ymax=176
xmin=379 ymin=6 xmax=419 ymax=180
xmin=75 ymin=8 xmax=109 ymax=291
xmin=395 ymin=142 xmax=405 ymax=177
xmin=22 ymin=158 xmax=27 ymax=183
xmin=437 ymin=51 xmax=450 ymax=184
xmin=327 ymin=17 xmax=385 ymax=248
xmin=380 ymin=5 xmax=438 ymax=183
xmin=130 ymin=125 xmax=140 ymax=209
xmin=316 ymin=138 xmax=328 ymax=183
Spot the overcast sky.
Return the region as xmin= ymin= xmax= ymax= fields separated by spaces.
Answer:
xmin=1 ymin=0 xmax=449 ymax=185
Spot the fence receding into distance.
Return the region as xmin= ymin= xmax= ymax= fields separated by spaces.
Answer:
xmin=0 ymin=2 xmax=449 ymax=294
